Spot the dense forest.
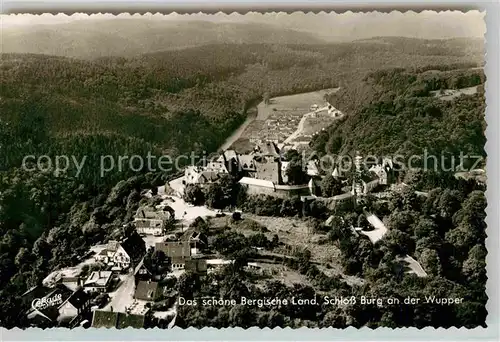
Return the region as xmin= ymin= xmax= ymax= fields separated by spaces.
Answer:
xmin=312 ymin=65 xmax=486 ymax=170
xmin=170 ymin=168 xmax=487 ymax=328
xmin=0 ymin=37 xmax=486 ymax=328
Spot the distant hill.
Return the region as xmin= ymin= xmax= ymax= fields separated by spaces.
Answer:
xmin=238 ymin=11 xmax=485 ymax=42
xmin=2 ymin=19 xmax=326 ymax=59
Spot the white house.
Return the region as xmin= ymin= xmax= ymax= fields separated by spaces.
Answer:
xmin=82 ymin=271 xmax=113 ymax=293
xmin=369 ymin=158 xmax=394 ymax=185
xmin=93 ymin=235 xmax=145 ymax=272
xmin=184 ymin=166 xmax=221 ymax=186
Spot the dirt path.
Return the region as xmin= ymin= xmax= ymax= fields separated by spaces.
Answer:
xmin=283 ymin=107 xmax=327 ymax=144
xmin=361 ymin=212 xmax=388 ymax=244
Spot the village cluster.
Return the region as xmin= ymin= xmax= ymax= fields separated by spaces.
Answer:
xmin=23 ymin=198 xmax=234 ymax=329
xmin=20 ymin=102 xmax=482 ymax=330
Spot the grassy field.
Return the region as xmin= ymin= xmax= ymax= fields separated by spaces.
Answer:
xmin=210 ymin=215 xmax=342 ymax=271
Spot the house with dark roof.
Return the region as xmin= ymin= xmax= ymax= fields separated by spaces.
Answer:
xmin=57 ymin=289 xmax=91 ymax=327
xmin=369 ymin=158 xmax=396 ymax=186
xmin=134 ymin=206 xmax=171 ymax=236
xmin=24 ymin=285 xmax=90 ymax=327
xmin=257 ymin=141 xmax=281 ymax=159
xmin=91 ymin=310 xmax=146 ymax=329
xmin=94 ymin=233 xmax=146 ymax=272
xmin=155 ymin=241 xmax=191 ymax=270
xmin=134 ymin=281 xmax=164 ymax=301
xmin=181 ymin=230 xmax=207 ymax=255
xmin=133 ymin=258 xmax=153 ymax=284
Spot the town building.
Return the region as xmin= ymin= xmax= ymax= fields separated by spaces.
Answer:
xmin=205 ymin=259 xmax=234 ymax=274
xmin=359 ymin=172 xmax=380 ymax=194
xmin=181 ymin=230 xmax=207 ymax=255
xmin=155 ymin=241 xmax=191 ymax=270
xmin=369 ymin=157 xmax=395 ymax=185
xmin=42 ymin=268 xmax=82 ymax=291
xmin=183 ymin=165 xmax=221 ymax=186
xmin=133 ymin=258 xmax=153 ymax=284
xmin=91 ymin=310 xmax=146 ymax=329
xmin=24 ymin=284 xmax=90 ymax=327
xmin=94 ymin=233 xmax=146 ymax=272
xmin=82 ymin=271 xmax=114 ymax=293
xmin=134 ymin=206 xmax=172 ymax=236
xmin=134 ymin=281 xmax=164 ymax=302
xmin=57 ymin=290 xmax=91 ymax=327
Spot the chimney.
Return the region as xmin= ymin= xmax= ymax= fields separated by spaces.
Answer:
xmin=98 ymin=270 xmax=101 ymax=278
xmin=142 ymin=210 xmax=146 ymax=218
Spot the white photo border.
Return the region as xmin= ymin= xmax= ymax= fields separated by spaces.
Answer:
xmin=1 ymin=1 xmax=498 ymax=341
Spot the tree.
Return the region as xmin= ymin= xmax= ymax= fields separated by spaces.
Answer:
xmin=462 ymin=244 xmax=487 ymax=284
xmin=422 ymin=187 xmax=443 ymax=216
xmin=14 ymin=248 xmax=33 ymax=267
xmin=445 ymin=224 xmax=476 ymax=256
xmin=285 ymin=159 xmax=308 ymax=185
xmin=144 ymin=249 xmax=169 ymax=275
xmin=390 ymin=187 xmax=419 ymax=211
xmin=385 ymin=209 xmax=415 ymax=234
xmin=284 ymin=149 xmax=300 ymax=161
xmin=204 ymin=175 xmax=238 ymax=209
xmin=321 ymin=174 xmax=343 ymax=197
xmin=229 ymin=304 xmax=255 ymax=328
xmin=183 ymin=184 xmax=205 ymax=205
xmin=189 ymin=216 xmax=209 ymax=234
xmin=418 ymin=248 xmax=442 ymax=276
xmin=357 ymin=213 xmax=369 ymax=230
xmin=383 ymin=229 xmax=415 ymax=255
xmin=438 ymin=189 xmax=463 ymax=219
xmin=204 ymin=182 xmax=224 ymax=209
xmin=413 ymin=217 xmax=439 ymax=240
xmin=279 ymin=197 xmax=302 ymax=217
xmin=176 ymin=272 xmax=201 ymax=299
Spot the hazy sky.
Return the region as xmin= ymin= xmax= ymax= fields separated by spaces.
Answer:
xmin=1 ymin=11 xmax=486 ymax=37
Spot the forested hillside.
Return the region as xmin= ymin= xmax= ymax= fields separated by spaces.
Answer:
xmin=2 ymin=20 xmax=326 ymax=59
xmin=312 ymin=64 xmax=486 ymax=168
xmin=0 ymin=37 xmax=485 ymax=328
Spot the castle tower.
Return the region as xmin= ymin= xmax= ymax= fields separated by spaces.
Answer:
xmin=352 ymin=152 xmax=363 ymax=196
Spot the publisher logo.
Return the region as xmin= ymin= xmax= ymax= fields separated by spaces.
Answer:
xmin=31 ymin=293 xmax=63 ymax=311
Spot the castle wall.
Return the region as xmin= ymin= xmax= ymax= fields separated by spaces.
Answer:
xmin=242 ymin=183 xmax=310 ymax=199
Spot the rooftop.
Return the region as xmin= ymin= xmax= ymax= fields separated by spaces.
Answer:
xmin=239 ymin=177 xmax=275 ymax=189
xmin=332 ymin=192 xmax=355 ymax=201
xmin=134 ymin=281 xmax=161 ymax=301
xmin=135 ymin=206 xmax=170 ymax=220
xmin=84 ymin=271 xmax=113 ymax=287
xmin=91 ymin=310 xmax=145 ymax=329
xmin=155 ymin=241 xmax=191 ymax=262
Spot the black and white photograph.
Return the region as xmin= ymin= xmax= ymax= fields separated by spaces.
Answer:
xmin=0 ymin=10 xmax=489 ymax=330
